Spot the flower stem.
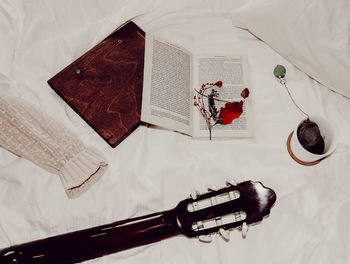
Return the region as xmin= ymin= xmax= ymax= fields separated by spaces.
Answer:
xmin=194 ymin=89 xmax=233 ymax=103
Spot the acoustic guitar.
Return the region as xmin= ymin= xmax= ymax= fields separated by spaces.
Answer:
xmin=0 ymin=180 xmax=276 ymax=263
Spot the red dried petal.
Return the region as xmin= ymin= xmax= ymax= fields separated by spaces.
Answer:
xmin=215 ymin=81 xmax=223 ymax=88
xmin=218 ymin=101 xmax=243 ymax=125
xmin=241 ymin=88 xmax=250 ymax=99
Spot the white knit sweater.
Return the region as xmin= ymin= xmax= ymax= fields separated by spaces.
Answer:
xmin=0 ymin=96 xmax=108 ymax=198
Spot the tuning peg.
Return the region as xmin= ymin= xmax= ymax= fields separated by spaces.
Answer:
xmin=190 ymin=189 xmax=200 ymax=200
xmin=241 ymin=222 xmax=248 ymax=239
xmin=226 ymin=179 xmax=238 ymax=186
xmin=199 ymin=235 xmax=212 ymax=243
xmin=207 ymin=185 xmax=219 ymax=192
xmin=219 ymin=228 xmax=230 ymax=241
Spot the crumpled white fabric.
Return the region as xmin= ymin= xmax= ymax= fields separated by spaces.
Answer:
xmin=230 ymin=0 xmax=350 ymax=98
xmin=1 ymin=0 xmax=350 ymax=264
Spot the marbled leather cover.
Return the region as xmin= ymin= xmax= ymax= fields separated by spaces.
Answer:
xmin=48 ymin=21 xmax=145 ymax=148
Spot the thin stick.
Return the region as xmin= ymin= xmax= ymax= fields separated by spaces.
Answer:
xmin=279 ymin=78 xmax=309 ymax=119
xmin=194 ymin=89 xmax=232 ymax=103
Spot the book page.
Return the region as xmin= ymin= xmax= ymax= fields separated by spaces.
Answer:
xmin=192 ymin=54 xmax=253 ymax=138
xmin=141 ymin=35 xmax=192 ymax=135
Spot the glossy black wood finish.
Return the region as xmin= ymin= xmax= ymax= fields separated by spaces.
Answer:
xmin=0 ymin=210 xmax=179 ymax=264
xmin=176 ymin=181 xmax=276 ymax=237
xmin=0 ymin=181 xmax=276 ymax=264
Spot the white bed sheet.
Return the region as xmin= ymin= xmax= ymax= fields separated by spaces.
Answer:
xmin=1 ymin=0 xmax=350 ymax=263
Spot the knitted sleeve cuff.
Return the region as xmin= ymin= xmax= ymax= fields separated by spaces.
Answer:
xmin=58 ymin=147 xmax=108 ymax=199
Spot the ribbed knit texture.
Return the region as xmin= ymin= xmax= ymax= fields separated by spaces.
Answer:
xmin=0 ymin=96 xmax=108 ymax=198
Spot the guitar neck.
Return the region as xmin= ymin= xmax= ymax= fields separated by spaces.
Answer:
xmin=0 ymin=181 xmax=277 ymax=264
xmin=0 ymin=209 xmax=180 ymax=264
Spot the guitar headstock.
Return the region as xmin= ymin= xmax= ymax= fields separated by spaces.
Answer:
xmin=175 ymin=181 xmax=276 ymax=239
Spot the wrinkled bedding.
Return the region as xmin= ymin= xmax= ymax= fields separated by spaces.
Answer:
xmin=1 ymin=0 xmax=350 ymax=263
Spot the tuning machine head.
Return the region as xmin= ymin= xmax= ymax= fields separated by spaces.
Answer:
xmin=177 ymin=181 xmax=276 ymax=240
xmin=226 ymin=179 xmax=238 ymax=186
xmin=241 ymin=222 xmax=248 ymax=239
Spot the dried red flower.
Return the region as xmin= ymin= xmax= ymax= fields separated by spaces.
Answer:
xmin=215 ymin=81 xmax=223 ymax=88
xmin=241 ymin=88 xmax=250 ymax=99
xmin=218 ymin=101 xmax=243 ymax=125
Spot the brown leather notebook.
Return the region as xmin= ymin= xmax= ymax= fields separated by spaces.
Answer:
xmin=48 ymin=21 xmax=145 ymax=148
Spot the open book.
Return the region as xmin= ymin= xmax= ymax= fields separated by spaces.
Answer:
xmin=141 ymin=34 xmax=253 ymax=138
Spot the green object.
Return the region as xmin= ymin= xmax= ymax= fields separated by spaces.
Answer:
xmin=273 ymin=65 xmax=286 ymax=78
